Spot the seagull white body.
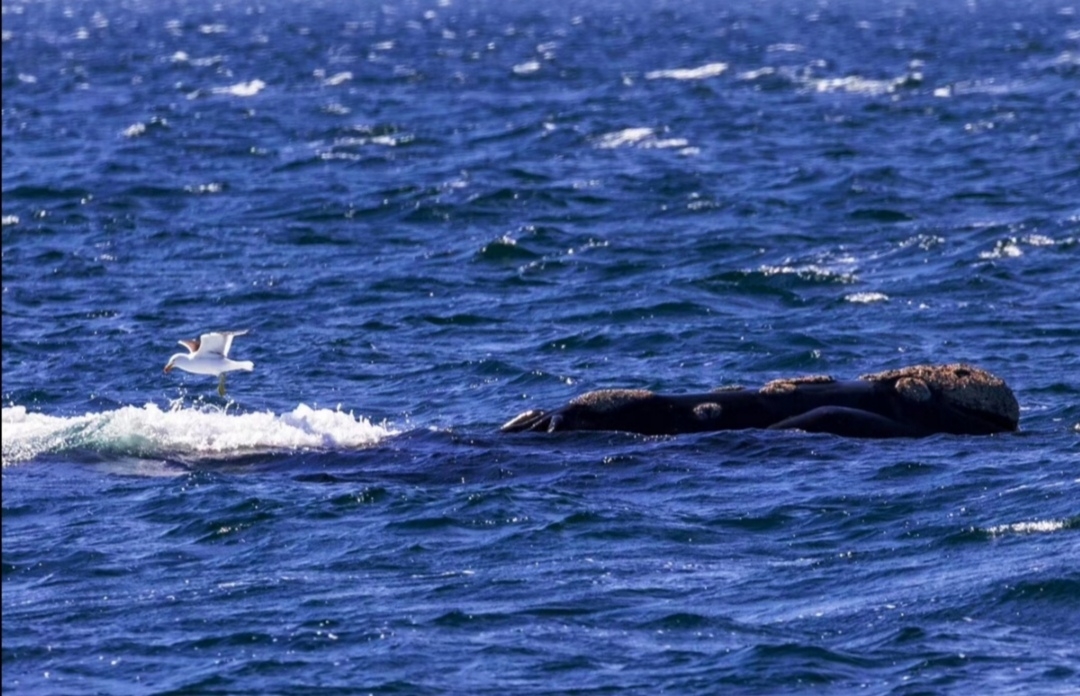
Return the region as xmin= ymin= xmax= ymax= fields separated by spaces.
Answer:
xmin=165 ymin=330 xmax=253 ymax=395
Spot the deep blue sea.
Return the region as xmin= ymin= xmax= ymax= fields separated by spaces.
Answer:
xmin=3 ymin=0 xmax=1079 ymax=693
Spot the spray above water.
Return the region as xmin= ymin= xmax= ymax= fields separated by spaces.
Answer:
xmin=1 ymin=402 xmax=395 ymax=467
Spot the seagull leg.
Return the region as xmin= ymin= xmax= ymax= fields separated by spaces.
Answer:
xmin=218 ymin=374 xmax=227 ymax=397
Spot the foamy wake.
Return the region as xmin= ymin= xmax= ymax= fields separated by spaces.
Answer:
xmin=1 ymin=403 xmax=395 ymax=467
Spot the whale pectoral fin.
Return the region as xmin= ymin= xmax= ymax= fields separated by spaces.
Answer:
xmin=768 ymin=406 xmax=922 ymax=439
xmin=499 ymin=409 xmax=573 ymax=433
xmin=501 ymin=409 xmax=549 ymax=433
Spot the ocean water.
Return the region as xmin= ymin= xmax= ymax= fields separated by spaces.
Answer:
xmin=3 ymin=0 xmax=1079 ymax=693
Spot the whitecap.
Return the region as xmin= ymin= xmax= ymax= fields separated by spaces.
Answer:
xmin=596 ymin=127 xmax=654 ymax=148
xmin=759 ymin=264 xmax=858 ymax=283
xmin=808 ymin=74 xmax=910 ymax=96
xmin=322 ymin=71 xmax=353 ymax=86
xmin=212 ymin=79 xmax=266 ymax=97
xmin=845 ymin=292 xmax=889 ymax=303
xmin=986 ymin=519 xmax=1071 ymax=535
xmin=944 ymin=79 xmax=1024 ymax=97
xmin=738 ymin=67 xmax=776 ymax=81
xmin=594 ymin=127 xmax=692 ymax=151
xmin=645 ymin=62 xmax=728 ymax=80
xmin=2 ymin=403 xmax=395 ymax=467
xmin=640 ymin=138 xmax=689 ymax=149
xmin=512 ymin=60 xmax=541 ymax=75
xmin=979 ymin=239 xmax=1023 ymax=259
xmin=370 ymin=134 xmax=407 ymax=146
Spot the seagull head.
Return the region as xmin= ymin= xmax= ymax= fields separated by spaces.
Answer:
xmin=164 ymin=353 xmax=186 ymax=373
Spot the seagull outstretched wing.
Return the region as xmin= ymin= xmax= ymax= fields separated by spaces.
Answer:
xmin=177 ymin=338 xmax=200 ymax=353
xmin=193 ymin=330 xmax=248 ymax=359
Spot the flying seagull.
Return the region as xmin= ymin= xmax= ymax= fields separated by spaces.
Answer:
xmin=164 ymin=330 xmax=254 ymax=396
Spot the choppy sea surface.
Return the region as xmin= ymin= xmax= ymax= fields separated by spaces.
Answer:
xmin=3 ymin=0 xmax=1079 ymax=693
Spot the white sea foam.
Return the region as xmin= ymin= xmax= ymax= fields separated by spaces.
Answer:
xmin=808 ymin=74 xmax=914 ymax=96
xmin=979 ymin=238 xmax=1024 ymax=259
xmin=595 ymin=127 xmax=694 ymax=153
xmin=845 ymin=292 xmax=889 ymax=303
xmin=512 ymin=60 xmax=541 ymax=75
xmin=645 ymin=62 xmax=728 ymax=80
xmin=738 ymin=67 xmax=776 ymax=81
xmin=759 ymin=264 xmax=858 ymax=284
xmin=211 ymin=79 xmax=266 ymax=97
xmin=2 ymin=403 xmax=395 ymax=467
xmin=597 ymin=127 xmax=654 ymax=148
xmin=986 ymin=519 xmax=1072 ymax=536
xmin=321 ymin=71 xmax=353 ymax=86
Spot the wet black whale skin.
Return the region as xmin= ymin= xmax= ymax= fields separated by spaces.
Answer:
xmin=501 ymin=378 xmax=1017 ymax=439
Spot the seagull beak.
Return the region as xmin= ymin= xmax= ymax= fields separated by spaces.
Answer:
xmin=164 ymin=363 xmax=173 ymax=374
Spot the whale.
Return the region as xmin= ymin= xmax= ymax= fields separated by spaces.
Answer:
xmin=501 ymin=363 xmax=1019 ymax=438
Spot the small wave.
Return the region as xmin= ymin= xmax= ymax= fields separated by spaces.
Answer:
xmin=2 ymin=403 xmax=394 ymax=467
